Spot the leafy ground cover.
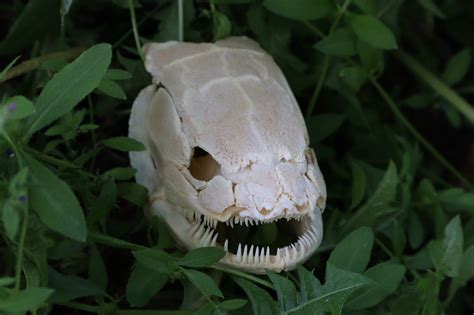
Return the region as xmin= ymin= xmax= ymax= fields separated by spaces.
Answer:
xmin=1 ymin=0 xmax=474 ymax=314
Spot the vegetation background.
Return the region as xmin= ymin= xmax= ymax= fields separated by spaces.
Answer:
xmin=1 ymin=0 xmax=474 ymax=314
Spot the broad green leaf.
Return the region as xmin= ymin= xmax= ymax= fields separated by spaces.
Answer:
xmin=267 ymin=272 xmax=297 ymax=311
xmin=442 ymin=49 xmax=471 ymax=86
xmin=88 ymin=179 xmax=117 ymax=225
xmin=448 ymin=245 xmax=474 ymax=301
xmin=350 ymin=14 xmax=397 ymax=49
xmin=0 ymin=287 xmax=53 ymax=312
xmin=182 ymin=269 xmax=223 ymax=298
xmin=117 ymin=182 xmax=148 ymax=207
xmin=429 ymin=215 xmax=463 ymax=277
xmin=408 ymin=211 xmax=424 ymax=249
xmin=438 ymin=188 xmax=474 ymax=214
xmin=48 ymin=268 xmax=104 ymax=302
xmin=103 ymin=137 xmax=146 ymax=152
xmin=212 ymin=9 xmax=231 ymax=41
xmin=88 ymin=245 xmax=108 ymax=290
xmin=346 ymin=262 xmax=406 ymax=309
xmin=178 ymin=247 xmax=226 ymax=268
xmin=288 ymin=264 xmax=372 ymax=315
xmin=314 ymin=28 xmax=357 ymax=57
xmin=357 ymin=40 xmax=384 ymax=73
xmin=133 ymin=248 xmax=178 ymax=275
xmin=233 ymin=277 xmax=279 ymax=314
xmin=26 ymin=155 xmax=87 ymax=242
xmin=126 ymin=264 xmax=168 ymax=307
xmin=218 ymin=299 xmax=247 ymax=311
xmin=104 ymin=68 xmax=132 ymax=80
xmin=2 ymin=202 xmax=21 ymax=240
xmin=2 ymin=96 xmax=35 ymax=120
xmin=297 ymin=266 xmax=321 ymax=303
xmin=26 ymin=44 xmax=112 ymax=138
xmin=339 ymin=65 xmax=368 ymax=92
xmin=345 ymin=161 xmax=398 ymax=230
xmin=263 ymin=0 xmax=332 ymax=21
xmin=96 ymin=78 xmax=127 ymax=100
xmin=307 ymin=114 xmax=345 ymax=143
xmin=350 ymin=162 xmax=366 ymax=209
xmin=328 ymin=226 xmax=373 ymax=273
xmin=0 ymin=278 xmax=15 ymax=287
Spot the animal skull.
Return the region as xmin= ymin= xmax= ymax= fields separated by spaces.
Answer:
xmin=129 ymin=37 xmax=326 ymax=273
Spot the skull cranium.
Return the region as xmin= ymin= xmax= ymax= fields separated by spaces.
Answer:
xmin=129 ymin=37 xmax=326 ymax=273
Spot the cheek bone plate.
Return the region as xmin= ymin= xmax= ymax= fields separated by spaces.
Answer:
xmin=129 ymin=36 xmax=327 ymax=274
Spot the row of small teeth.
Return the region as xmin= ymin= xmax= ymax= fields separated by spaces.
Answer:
xmin=188 ymin=218 xmax=320 ymax=265
xmin=183 ymin=209 xmax=306 ymax=229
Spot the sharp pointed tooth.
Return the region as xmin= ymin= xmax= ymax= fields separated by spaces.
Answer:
xmin=200 ymin=228 xmax=212 ymax=246
xmin=242 ymin=245 xmax=248 ymax=263
xmin=255 ymin=246 xmax=260 ymax=264
xmin=213 ymin=219 xmax=218 ymax=228
xmin=244 ymin=218 xmax=248 ymax=227
xmin=249 ymin=219 xmax=254 ymax=226
xmin=194 ymin=224 xmax=205 ymax=238
xmin=308 ymin=230 xmax=317 ymax=242
xmin=230 ymin=220 xmax=234 ymax=228
xmin=266 ymin=246 xmax=270 ymax=263
xmin=284 ymin=247 xmax=290 ymax=259
xmin=210 ymin=232 xmax=218 ymax=247
xmin=234 ymin=217 xmax=238 ymax=224
xmin=248 ymin=245 xmax=254 ymax=264
xmin=291 ymin=244 xmax=298 ymax=258
xmin=302 ymin=234 xmax=311 ymax=247
xmin=236 ymin=243 xmax=242 ymax=262
xmin=188 ymin=222 xmax=200 ymax=235
xmin=276 ymin=248 xmax=281 ymax=262
xmin=224 ymin=239 xmax=228 ymax=251
xmin=225 ymin=221 xmax=229 ymax=226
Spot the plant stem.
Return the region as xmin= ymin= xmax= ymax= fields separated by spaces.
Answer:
xmin=370 ymin=77 xmax=472 ymax=188
xmin=178 ymin=0 xmax=184 ymax=42
xmin=13 ymin=205 xmax=29 ymax=291
xmin=212 ymin=266 xmax=275 ymax=290
xmin=88 ymin=95 xmax=97 ymax=170
xmin=396 ymin=51 xmax=474 ymax=125
xmin=23 ymin=147 xmax=79 ymax=169
xmin=89 ymin=231 xmax=148 ymax=251
xmin=128 ymin=0 xmax=145 ymax=62
xmin=305 ymin=0 xmax=352 ymax=117
xmin=302 ymin=21 xmax=325 ymax=38
xmin=0 ymin=47 xmax=86 ymax=83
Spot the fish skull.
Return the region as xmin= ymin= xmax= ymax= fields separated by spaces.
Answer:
xmin=129 ymin=36 xmax=326 ymax=273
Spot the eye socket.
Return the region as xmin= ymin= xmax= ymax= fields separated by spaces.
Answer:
xmin=189 ymin=147 xmax=220 ymax=181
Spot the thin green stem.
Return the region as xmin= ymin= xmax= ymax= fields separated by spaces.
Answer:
xmin=178 ymin=0 xmax=184 ymax=42
xmin=375 ymin=237 xmax=394 ymax=257
xmin=88 ymin=95 xmax=97 ymax=170
xmin=305 ymin=0 xmax=352 ymax=117
xmin=302 ymin=21 xmax=325 ymax=38
xmin=396 ymin=51 xmax=474 ymax=125
xmin=212 ymin=266 xmax=275 ymax=290
xmin=23 ymin=147 xmax=79 ymax=169
xmin=128 ymin=0 xmax=145 ymax=62
xmin=370 ymin=77 xmax=472 ymax=188
xmin=88 ymin=231 xmax=148 ymax=251
xmin=14 ymin=206 xmax=29 ymax=291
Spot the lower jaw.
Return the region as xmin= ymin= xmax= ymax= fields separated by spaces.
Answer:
xmin=150 ymin=201 xmax=324 ymax=274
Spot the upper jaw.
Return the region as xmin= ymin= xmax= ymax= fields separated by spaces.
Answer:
xmin=151 ymin=198 xmax=323 ymax=274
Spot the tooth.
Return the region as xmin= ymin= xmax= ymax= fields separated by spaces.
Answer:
xmin=308 ymin=230 xmax=318 ymax=242
xmin=210 ymin=232 xmax=218 ymax=247
xmin=291 ymin=244 xmax=298 ymax=258
xmin=255 ymin=246 xmax=260 ymax=264
xmin=276 ymin=248 xmax=281 ymax=262
xmin=188 ymin=222 xmax=200 ymax=235
xmin=224 ymin=239 xmax=228 ymax=251
xmin=236 ymin=243 xmax=242 ymax=262
xmin=213 ymin=219 xmax=218 ymax=228
xmin=194 ymin=224 xmax=205 ymax=239
xmin=265 ymin=246 xmax=270 ymax=263
xmin=302 ymin=234 xmax=311 ymax=246
xmin=249 ymin=219 xmax=254 ymax=226
xmin=244 ymin=218 xmax=249 ymax=227
xmin=242 ymin=245 xmax=248 ymax=263
xmin=234 ymin=217 xmax=239 ymax=224
xmin=248 ymin=245 xmax=254 ymax=264
xmin=200 ymin=228 xmax=213 ymax=246
xmin=225 ymin=221 xmax=229 ymax=226
xmin=230 ymin=220 xmax=234 ymax=228
xmin=284 ymin=247 xmax=290 ymax=259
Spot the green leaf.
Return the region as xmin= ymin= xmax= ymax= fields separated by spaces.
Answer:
xmin=3 ymin=96 xmax=35 ymax=120
xmin=350 ymin=14 xmax=397 ymax=49
xmin=353 ymin=0 xmax=376 ymax=14
xmin=133 ymin=248 xmax=178 ymax=275
xmin=267 ymin=272 xmax=297 ymax=311
xmin=117 ymin=182 xmax=148 ymax=207
xmin=263 ymin=0 xmax=332 ymax=21
xmin=297 ymin=266 xmax=321 ymax=303
xmin=307 ymin=114 xmax=345 ymax=143
xmin=182 ymin=269 xmax=223 ymax=298
xmin=345 ymin=161 xmax=398 ymax=230
xmin=0 ymin=56 xmax=21 ymax=81
xmin=233 ymin=277 xmax=279 ymax=314
xmin=178 ymin=247 xmax=226 ymax=268
xmin=88 ymin=245 xmax=108 ymax=290
xmin=126 ymin=264 xmax=168 ymax=307
xmin=48 ymin=268 xmax=104 ymax=302
xmin=218 ymin=299 xmax=247 ymax=311
xmin=26 ymin=155 xmax=87 ymax=242
xmin=96 ymin=78 xmax=127 ymax=100
xmin=0 ymin=287 xmax=53 ymax=312
xmin=350 ymin=162 xmax=366 ymax=209
xmin=88 ymin=179 xmax=117 ymax=225
xmin=328 ymin=226 xmax=374 ymax=273
xmin=314 ymin=28 xmax=357 ymax=57
xmin=417 ymin=0 xmax=446 ymax=18
xmin=346 ymin=262 xmax=406 ymax=309
xmin=2 ymin=202 xmax=21 ymax=240
xmin=429 ymin=215 xmax=463 ymax=277
xmin=442 ymin=49 xmax=471 ymax=86
xmin=212 ymin=9 xmax=231 ymax=41
xmin=103 ymin=167 xmax=136 ymax=181
xmin=104 ymin=68 xmax=132 ymax=80
xmin=449 ymin=245 xmax=474 ymax=299
xmin=103 ymin=136 xmax=146 ymax=152
xmin=0 ymin=278 xmax=15 ymax=287
xmin=26 ymin=43 xmax=112 ymax=138
xmin=288 ymin=264 xmax=372 ymax=315
xmin=339 ymin=65 xmax=368 ymax=92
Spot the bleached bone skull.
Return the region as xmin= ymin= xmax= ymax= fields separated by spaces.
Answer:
xmin=129 ymin=37 xmax=326 ymax=273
